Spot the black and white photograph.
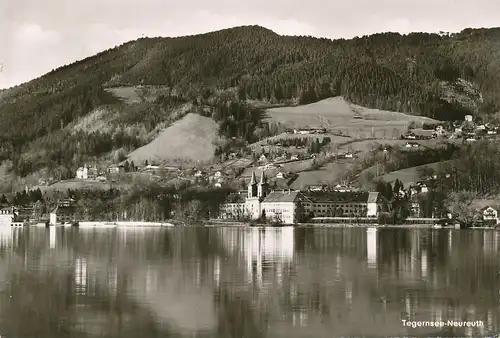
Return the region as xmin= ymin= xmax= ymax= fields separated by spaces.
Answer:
xmin=1 ymin=0 xmax=500 ymax=336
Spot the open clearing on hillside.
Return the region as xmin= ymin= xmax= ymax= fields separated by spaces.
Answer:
xmin=289 ymin=160 xmax=355 ymax=190
xmin=380 ymin=161 xmax=454 ymax=187
xmin=127 ymin=113 xmax=218 ymax=164
xmin=105 ymin=86 xmax=171 ymax=104
xmin=240 ymin=159 xmax=315 ymax=179
xmin=106 ymin=87 xmax=143 ymax=104
xmin=264 ymin=97 xmax=440 ymax=139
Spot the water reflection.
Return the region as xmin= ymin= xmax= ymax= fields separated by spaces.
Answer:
xmin=366 ymin=227 xmax=377 ymax=268
xmin=0 ymin=227 xmax=499 ymax=337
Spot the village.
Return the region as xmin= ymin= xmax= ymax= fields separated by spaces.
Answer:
xmin=0 ymin=112 xmax=498 ymax=228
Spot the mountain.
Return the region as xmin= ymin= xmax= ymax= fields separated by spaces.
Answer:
xmin=0 ymin=25 xmax=499 ymax=180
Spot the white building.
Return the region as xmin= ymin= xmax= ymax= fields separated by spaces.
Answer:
xmin=76 ymin=166 xmax=88 ymax=179
xmin=0 ymin=207 xmax=19 ymax=226
xmin=276 ymin=172 xmax=287 ymax=179
xmin=483 ymin=206 xmax=498 ymax=225
xmin=465 ymin=115 xmax=473 ymax=122
xmin=219 ymin=172 xmax=306 ymax=224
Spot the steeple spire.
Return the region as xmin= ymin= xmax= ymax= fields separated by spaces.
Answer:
xmin=259 ymin=171 xmax=266 ymax=184
xmin=250 ymin=171 xmax=257 ymax=185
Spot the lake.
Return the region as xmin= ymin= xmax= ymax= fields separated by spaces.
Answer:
xmin=0 ymin=226 xmax=499 ymax=337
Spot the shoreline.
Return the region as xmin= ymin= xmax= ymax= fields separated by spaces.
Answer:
xmin=206 ymin=220 xmax=500 ymax=229
xmin=28 ymin=221 xmax=179 ymax=228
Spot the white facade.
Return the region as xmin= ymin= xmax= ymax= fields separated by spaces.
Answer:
xmin=0 ymin=214 xmax=14 ymax=227
xmin=76 ymin=166 xmax=88 ymax=179
xmin=0 ymin=207 xmax=17 ymax=226
xmin=483 ymin=207 xmax=498 ymax=223
xmin=261 ymin=201 xmax=296 ymax=223
xmin=49 ymin=212 xmax=57 ymax=225
xmin=367 ymin=202 xmax=378 ymax=217
xmin=465 ymin=115 xmax=473 ymax=122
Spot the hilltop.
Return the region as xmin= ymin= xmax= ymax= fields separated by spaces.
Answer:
xmin=0 ymin=25 xmax=499 ymax=184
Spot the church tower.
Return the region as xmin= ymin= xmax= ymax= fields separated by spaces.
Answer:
xmin=248 ymin=171 xmax=258 ymax=198
xmin=257 ymin=171 xmax=270 ymax=198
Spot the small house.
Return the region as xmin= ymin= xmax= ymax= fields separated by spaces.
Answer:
xmin=482 ymin=206 xmax=498 ymax=223
xmin=76 ymin=166 xmax=88 ymax=179
xmin=307 ymin=185 xmax=326 ymax=192
xmin=276 ymin=172 xmax=289 ymax=179
xmin=345 ymin=152 xmax=354 ymax=158
xmin=107 ymin=165 xmax=125 ymax=175
xmin=259 ymin=153 xmax=269 ymax=162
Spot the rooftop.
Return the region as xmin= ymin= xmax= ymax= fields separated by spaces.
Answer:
xmin=263 ymin=191 xmax=304 ymax=203
xmin=303 ymin=191 xmax=371 ymax=203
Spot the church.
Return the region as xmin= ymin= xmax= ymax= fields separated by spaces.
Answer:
xmin=218 ymin=171 xmax=385 ymax=224
xmin=218 ymin=171 xmax=307 ymax=224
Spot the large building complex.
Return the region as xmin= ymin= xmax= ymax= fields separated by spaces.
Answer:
xmin=218 ymin=172 xmax=385 ymax=224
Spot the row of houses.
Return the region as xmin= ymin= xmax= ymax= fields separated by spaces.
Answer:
xmin=76 ymin=164 xmax=125 ymax=180
xmin=293 ymin=128 xmax=327 ymax=135
xmin=218 ymin=172 xmax=385 ymax=224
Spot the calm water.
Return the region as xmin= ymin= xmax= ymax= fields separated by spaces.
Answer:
xmin=0 ymin=226 xmax=499 ymax=337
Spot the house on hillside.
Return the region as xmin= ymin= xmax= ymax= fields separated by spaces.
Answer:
xmin=276 ymin=172 xmax=288 ymax=179
xmin=307 ymin=185 xmax=326 ymax=192
xmin=107 ymin=165 xmax=125 ymax=175
xmin=76 ymin=166 xmax=88 ymax=179
xmin=194 ymin=170 xmax=205 ymax=178
xmin=59 ymin=198 xmax=76 ymax=207
xmin=405 ymin=142 xmax=420 ymax=148
xmin=259 ymin=153 xmax=269 ymax=162
xmin=332 ymin=184 xmax=353 ymax=192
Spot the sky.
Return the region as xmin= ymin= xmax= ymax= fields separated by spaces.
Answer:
xmin=0 ymin=0 xmax=499 ymax=89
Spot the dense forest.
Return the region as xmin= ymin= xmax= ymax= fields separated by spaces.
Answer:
xmin=1 ymin=25 xmax=500 ymax=177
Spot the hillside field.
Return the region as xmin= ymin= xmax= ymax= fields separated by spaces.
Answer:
xmin=126 ymin=113 xmax=219 ymax=165
xmin=288 ymin=160 xmax=356 ymax=190
xmin=380 ymin=161 xmax=454 ymax=187
xmin=264 ymin=97 xmax=441 ymax=139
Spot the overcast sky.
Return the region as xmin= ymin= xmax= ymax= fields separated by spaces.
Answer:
xmin=0 ymin=0 xmax=499 ymax=89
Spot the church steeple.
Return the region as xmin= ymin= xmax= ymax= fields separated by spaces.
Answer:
xmin=250 ymin=171 xmax=257 ymax=185
xmin=257 ymin=171 xmax=269 ymax=198
xmin=248 ymin=171 xmax=258 ymax=198
xmin=259 ymin=171 xmax=267 ymax=184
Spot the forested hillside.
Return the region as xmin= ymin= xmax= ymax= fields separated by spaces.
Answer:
xmin=0 ymin=25 xmax=499 ymax=178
